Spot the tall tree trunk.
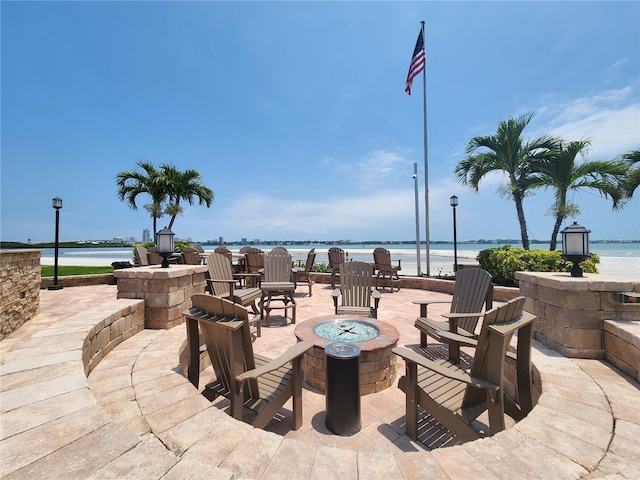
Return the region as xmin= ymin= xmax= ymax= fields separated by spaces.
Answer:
xmin=550 ymin=215 xmax=562 ymax=251
xmin=513 ymin=193 xmax=530 ymax=250
xmin=167 ymin=199 xmax=179 ymax=230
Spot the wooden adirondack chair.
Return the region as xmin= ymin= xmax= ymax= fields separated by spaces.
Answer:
xmin=243 ymin=248 xmax=264 ymax=275
xmin=393 ymin=296 xmax=535 ymax=443
xmin=214 ymin=245 xmax=232 ymax=262
xmin=206 ymin=252 xmax=262 ymax=335
xmin=414 ymin=268 xmax=493 ymax=362
xmin=184 ymin=294 xmax=314 ymax=430
xmin=181 ymin=247 xmax=202 ymax=265
xmin=292 ymin=248 xmax=316 ymax=297
xmin=259 ymin=249 xmax=296 ymax=327
xmin=135 ymin=246 xmax=150 ymax=266
xmin=327 ymin=247 xmax=345 ymax=288
xmin=331 ymin=261 xmax=381 ymax=318
xmin=373 ymin=247 xmax=402 ymax=292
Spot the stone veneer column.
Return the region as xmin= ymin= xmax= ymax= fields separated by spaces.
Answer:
xmin=516 ymin=271 xmax=639 ymax=359
xmin=114 ymin=264 xmax=208 ymax=329
xmin=0 ymin=249 xmax=41 ymax=340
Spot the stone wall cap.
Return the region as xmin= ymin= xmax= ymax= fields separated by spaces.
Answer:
xmin=113 ymin=264 xmax=207 ymax=279
xmin=515 ymin=272 xmax=637 ymax=291
xmin=0 ymin=249 xmax=42 ymax=255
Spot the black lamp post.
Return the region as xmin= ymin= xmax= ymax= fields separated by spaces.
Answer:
xmin=561 ymin=221 xmax=591 ymax=277
xmin=48 ymin=197 xmax=63 ymax=290
xmin=156 ymin=227 xmax=175 ymax=268
xmin=450 ymin=195 xmax=458 ymax=272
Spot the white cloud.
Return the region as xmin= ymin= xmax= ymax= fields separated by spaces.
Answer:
xmin=533 ymin=84 xmax=640 ymax=158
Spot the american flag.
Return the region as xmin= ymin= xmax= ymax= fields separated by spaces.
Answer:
xmin=405 ymin=29 xmax=425 ymax=95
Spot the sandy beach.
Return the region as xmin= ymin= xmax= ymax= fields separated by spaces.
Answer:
xmin=40 ymin=248 xmax=640 ymax=281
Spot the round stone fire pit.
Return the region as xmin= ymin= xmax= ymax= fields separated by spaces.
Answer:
xmin=294 ymin=316 xmax=399 ymax=395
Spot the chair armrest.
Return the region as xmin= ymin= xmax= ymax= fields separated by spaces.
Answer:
xmin=412 ymin=300 xmax=450 ymax=306
xmin=235 ymin=341 xmax=314 ymax=383
xmin=438 ymin=331 xmax=479 ymax=347
xmin=206 ymin=278 xmax=237 ymax=286
xmin=413 ymin=299 xmax=451 ymax=317
xmin=392 ymin=347 xmax=499 ymax=391
xmin=441 ymin=311 xmax=485 ymax=319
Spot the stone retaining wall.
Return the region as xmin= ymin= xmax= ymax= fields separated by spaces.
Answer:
xmin=0 ymin=250 xmax=41 ymax=340
xmin=310 ymin=272 xmax=519 ymax=302
xmin=41 ymin=273 xmax=115 ymax=289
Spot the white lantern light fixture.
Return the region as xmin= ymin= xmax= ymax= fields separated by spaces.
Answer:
xmin=561 ymin=221 xmax=590 ymax=277
xmin=156 ymin=227 xmax=175 ymax=268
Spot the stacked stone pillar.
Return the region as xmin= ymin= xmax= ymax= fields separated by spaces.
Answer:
xmin=516 ymin=272 xmax=639 ymax=359
xmin=114 ymin=264 xmax=207 ymax=329
xmin=0 ymin=249 xmax=41 ymax=340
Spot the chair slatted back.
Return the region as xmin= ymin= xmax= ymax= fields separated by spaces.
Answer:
xmin=146 ymin=247 xmax=163 ymax=265
xmin=214 ymin=246 xmax=233 ymax=263
xmin=373 ymin=247 xmax=393 ymax=270
xmin=181 ymin=248 xmax=201 ymax=265
xmin=339 ymin=261 xmax=374 ymax=308
xmin=135 ymin=246 xmax=149 ymax=266
xmin=245 ymin=252 xmax=264 ymax=273
xmin=462 ymin=296 xmax=531 ymax=409
xmin=263 ymin=249 xmax=293 ymax=283
xmin=206 ymin=252 xmax=234 ymax=297
xmin=190 ymin=294 xmax=259 ymax=401
xmin=303 ymin=249 xmax=316 ymax=272
xmin=449 ymin=268 xmax=493 ymax=335
xmin=328 ymin=247 xmax=345 ymax=270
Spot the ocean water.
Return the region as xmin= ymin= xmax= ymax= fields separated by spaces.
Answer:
xmin=39 ymin=242 xmax=639 ymax=280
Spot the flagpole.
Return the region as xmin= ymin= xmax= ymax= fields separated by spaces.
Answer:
xmin=413 ymin=162 xmax=421 ymax=276
xmin=421 ymin=20 xmax=430 ymax=276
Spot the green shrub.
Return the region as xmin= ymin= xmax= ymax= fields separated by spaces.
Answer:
xmin=312 ymin=262 xmax=331 ymax=273
xmin=477 ymin=246 xmax=600 ymax=287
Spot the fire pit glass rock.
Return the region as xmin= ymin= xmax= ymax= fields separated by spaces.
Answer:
xmin=312 ymin=319 xmax=380 ymax=342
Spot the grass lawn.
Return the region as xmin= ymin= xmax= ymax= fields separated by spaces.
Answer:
xmin=41 ymin=266 xmax=114 ymax=277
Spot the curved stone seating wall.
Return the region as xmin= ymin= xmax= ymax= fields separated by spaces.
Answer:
xmin=604 ymin=319 xmax=640 ymax=382
xmin=90 ymin=325 xmax=636 ymax=479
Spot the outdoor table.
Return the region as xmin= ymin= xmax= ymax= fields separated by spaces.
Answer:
xmin=259 ymin=282 xmax=296 ymax=327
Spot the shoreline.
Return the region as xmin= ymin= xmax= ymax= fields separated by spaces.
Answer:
xmin=40 ymin=250 xmax=639 ymax=281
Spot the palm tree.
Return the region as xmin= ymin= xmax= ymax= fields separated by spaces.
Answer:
xmin=160 ymin=164 xmax=214 ymax=229
xmin=455 ymin=113 xmax=558 ymax=249
xmin=116 ymin=161 xmax=166 ymax=241
xmin=621 ymin=149 xmax=640 ymax=198
xmin=527 ymin=140 xmax=628 ymax=250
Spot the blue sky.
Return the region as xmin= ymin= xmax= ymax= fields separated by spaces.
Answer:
xmin=2 ymin=1 xmax=639 ymax=244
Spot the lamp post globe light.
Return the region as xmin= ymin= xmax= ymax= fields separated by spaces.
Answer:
xmin=48 ymin=197 xmax=63 ymax=290
xmin=561 ymin=221 xmax=591 ymax=277
xmin=450 ymin=195 xmax=458 ymax=272
xmin=156 ymin=227 xmax=175 ymax=268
